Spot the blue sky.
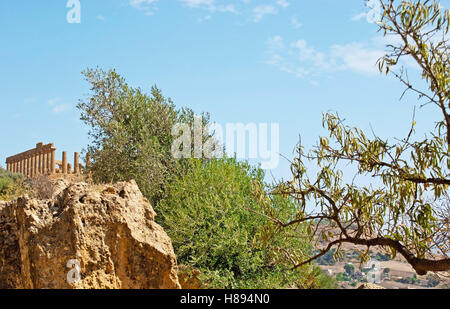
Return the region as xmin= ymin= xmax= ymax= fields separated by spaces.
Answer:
xmin=0 ymin=0 xmax=448 ymax=182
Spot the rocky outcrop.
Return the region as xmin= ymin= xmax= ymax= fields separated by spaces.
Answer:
xmin=357 ymin=283 xmax=385 ymax=289
xmin=0 ymin=179 xmax=180 ymax=289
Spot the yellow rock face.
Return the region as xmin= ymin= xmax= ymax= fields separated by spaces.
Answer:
xmin=0 ymin=179 xmax=180 ymax=289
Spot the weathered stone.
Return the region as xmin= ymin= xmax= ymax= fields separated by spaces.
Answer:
xmin=357 ymin=283 xmax=385 ymax=289
xmin=74 ymin=152 xmax=79 ymax=174
xmin=0 ymin=179 xmax=180 ymax=289
xmin=62 ymin=151 xmax=67 ymax=174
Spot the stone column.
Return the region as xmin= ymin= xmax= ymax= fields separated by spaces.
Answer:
xmin=25 ymin=157 xmax=29 ymax=178
xmin=48 ymin=151 xmax=51 ymax=174
xmin=37 ymin=154 xmax=40 ymax=175
xmin=45 ymin=152 xmax=50 ymax=174
xmin=36 ymin=152 xmax=39 ymax=175
xmin=62 ymin=151 xmax=67 ymax=174
xmin=30 ymin=155 xmax=34 ymax=178
xmin=40 ymin=152 xmax=44 ymax=174
xmin=28 ymin=157 xmax=32 ymax=178
xmin=42 ymin=152 xmax=47 ymax=175
xmin=74 ymin=152 xmax=79 ymax=174
xmin=51 ymin=150 xmax=56 ymax=174
xmin=34 ymin=153 xmax=38 ymax=176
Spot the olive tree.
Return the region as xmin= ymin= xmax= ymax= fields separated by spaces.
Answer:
xmin=269 ymin=0 xmax=449 ymax=275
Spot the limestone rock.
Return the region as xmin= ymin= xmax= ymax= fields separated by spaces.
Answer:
xmin=357 ymin=283 xmax=385 ymax=289
xmin=0 ymin=179 xmax=180 ymax=289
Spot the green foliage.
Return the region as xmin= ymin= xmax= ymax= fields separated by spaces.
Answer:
xmin=0 ymin=168 xmax=25 ymax=200
xmin=158 ymin=158 xmax=336 ymax=289
xmin=76 ymin=68 xmax=339 ymax=289
xmin=344 ymin=264 xmax=355 ymax=276
xmin=397 ymin=274 xmax=420 ymax=285
xmin=373 ymin=253 xmax=391 ymax=262
xmin=316 ymin=249 xmax=339 ymax=266
xmin=77 ymin=68 xmax=207 ymax=204
xmin=426 ymin=274 xmax=440 ymax=287
xmin=336 ymin=272 xmax=351 ymax=282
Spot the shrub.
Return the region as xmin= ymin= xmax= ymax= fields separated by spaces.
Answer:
xmin=427 ymin=275 xmax=440 ymax=288
xmin=344 ymin=264 xmax=355 ymax=276
xmin=373 ymin=253 xmax=391 ymax=262
xmin=317 ymin=249 xmax=339 ymax=266
xmin=157 ymin=158 xmax=336 ymax=289
xmin=0 ymin=168 xmax=25 ymax=200
xmin=336 ymin=272 xmax=351 ymax=282
xmin=77 ymin=68 xmax=212 ymax=205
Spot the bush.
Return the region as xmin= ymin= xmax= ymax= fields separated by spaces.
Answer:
xmin=77 ymin=68 xmax=211 ymax=205
xmin=157 ymin=158 xmax=336 ymax=289
xmin=344 ymin=264 xmax=355 ymax=276
xmin=399 ymin=274 xmax=420 ymax=285
xmin=336 ymin=272 xmax=351 ymax=282
xmin=317 ymin=249 xmax=340 ymax=266
xmin=0 ymin=168 xmax=25 ymax=200
xmin=427 ymin=275 xmax=440 ymax=288
xmin=373 ymin=253 xmax=391 ymax=262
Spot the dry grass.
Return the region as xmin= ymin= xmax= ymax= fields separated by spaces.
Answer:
xmin=29 ymin=176 xmax=55 ymax=200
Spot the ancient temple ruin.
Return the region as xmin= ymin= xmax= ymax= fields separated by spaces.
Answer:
xmin=5 ymin=142 xmax=86 ymax=178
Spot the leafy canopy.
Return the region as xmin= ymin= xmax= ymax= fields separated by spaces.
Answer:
xmin=77 ymin=68 xmax=207 ymax=204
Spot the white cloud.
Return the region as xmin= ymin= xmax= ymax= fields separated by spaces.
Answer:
xmin=47 ymin=98 xmax=61 ymax=106
xmin=265 ymin=35 xmax=398 ymax=80
xmin=182 ymin=0 xmax=214 ymax=7
xmin=253 ymin=5 xmax=278 ymax=23
xmin=181 ymin=0 xmax=238 ymax=13
xmin=130 ymin=0 xmax=158 ymax=7
xmin=47 ymin=98 xmax=72 ymax=114
xmin=351 ymin=12 xmax=367 ymax=21
xmin=52 ymin=104 xmax=72 ymax=114
xmin=291 ymin=16 xmax=302 ymax=29
xmin=276 ymin=0 xmax=290 ymax=8
xmin=330 ymin=42 xmax=384 ymax=74
xmin=197 ymin=15 xmax=212 ymax=23
xmin=129 ymin=0 xmax=159 ymax=15
xmin=129 ymin=0 xmax=292 ymax=21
